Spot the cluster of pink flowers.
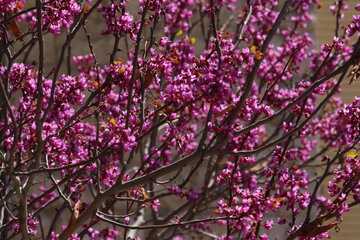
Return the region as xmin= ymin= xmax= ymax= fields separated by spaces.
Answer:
xmin=1 ymin=0 xmax=360 ymax=240
xmin=0 ymin=0 xmax=25 ymax=18
xmin=24 ymin=0 xmax=81 ymax=35
xmin=99 ymin=1 xmax=134 ymax=36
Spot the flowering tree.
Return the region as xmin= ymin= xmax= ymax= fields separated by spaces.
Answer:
xmin=0 ymin=0 xmax=360 ymax=239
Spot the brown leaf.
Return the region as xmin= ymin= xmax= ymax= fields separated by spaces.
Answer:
xmin=83 ymin=6 xmax=91 ymax=14
xmin=67 ymin=200 xmax=81 ymax=234
xmin=7 ymin=9 xmax=22 ymax=40
xmin=172 ymin=55 xmax=179 ymax=64
xmin=254 ymin=50 xmax=264 ymax=60
xmin=348 ymin=57 xmax=360 ymax=85
xmin=348 ymin=65 xmax=360 ymax=85
xmin=144 ymin=70 xmax=154 ymax=88
xmin=9 ymin=20 xmax=21 ymax=38
xmin=199 ymin=60 xmax=209 ymax=67
xmin=250 ymin=45 xmax=264 ymax=60
xmin=215 ymin=105 xmax=235 ymax=118
xmin=135 ymin=69 xmax=141 ymax=79
xmin=298 ymin=222 xmax=338 ymax=238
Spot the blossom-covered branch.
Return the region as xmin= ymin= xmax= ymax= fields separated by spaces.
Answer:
xmin=0 ymin=1 xmax=360 ymax=240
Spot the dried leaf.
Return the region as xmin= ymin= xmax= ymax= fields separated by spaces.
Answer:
xmin=67 ymin=200 xmax=81 ymax=234
xmin=199 ymin=60 xmax=209 ymax=67
xmin=144 ymin=70 xmax=154 ymax=88
xmin=172 ymin=55 xmax=179 ymax=64
xmin=138 ymin=187 xmax=150 ymax=199
xmin=348 ymin=64 xmax=360 ymax=85
xmin=215 ymin=105 xmax=235 ymax=118
xmin=254 ymin=51 xmax=262 ymax=60
xmin=16 ymin=2 xmax=24 ymax=9
xmin=8 ymin=17 xmax=22 ymax=39
xmin=298 ymin=222 xmax=338 ymax=238
xmin=292 ymin=165 xmax=299 ymax=171
xmin=143 ymin=193 xmax=150 ymax=199
xmin=348 ymin=57 xmax=360 ymax=85
xmin=83 ymin=6 xmax=91 ymax=14
xmin=272 ymin=197 xmax=285 ymax=207
xmin=250 ymin=45 xmax=264 ymax=60
xmin=135 ymin=69 xmax=141 ymax=79
xmin=92 ymin=81 xmax=99 ymax=88
xmin=6 ymin=4 xmax=23 ymax=39
xmin=151 ymin=99 xmax=163 ymax=109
